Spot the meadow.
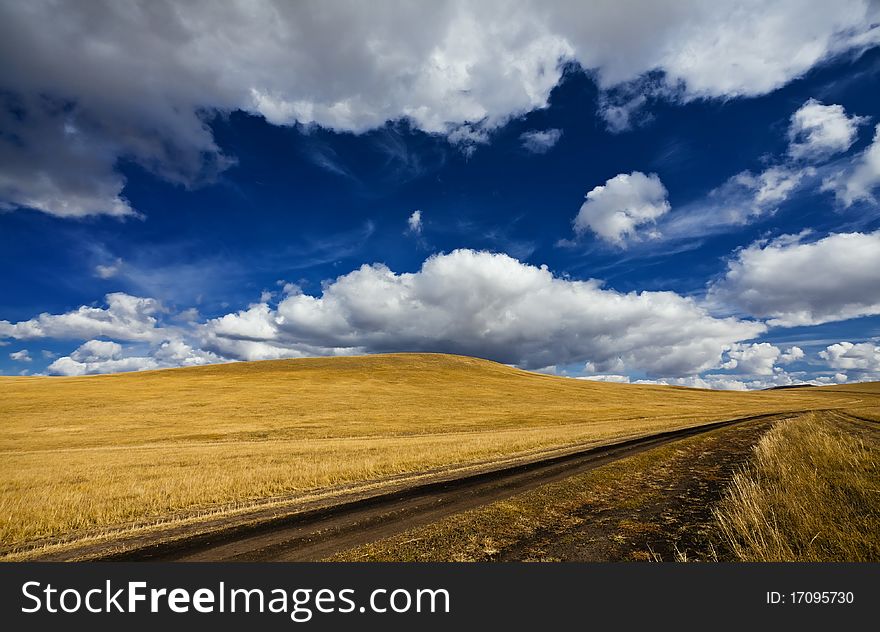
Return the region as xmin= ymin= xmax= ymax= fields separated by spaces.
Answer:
xmin=0 ymin=353 xmax=874 ymax=558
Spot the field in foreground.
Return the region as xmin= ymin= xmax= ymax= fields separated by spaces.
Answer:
xmin=332 ymin=410 xmax=880 ymax=562
xmin=1 ymin=353 xmax=878 ymax=559
xmin=714 ymin=411 xmax=880 ymax=561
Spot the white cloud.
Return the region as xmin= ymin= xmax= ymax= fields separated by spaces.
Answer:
xmin=719 ymin=343 xmax=802 ymax=376
xmin=708 ymin=231 xmax=880 ymax=326
xmin=596 ymin=74 xmax=678 ymax=132
xmin=577 ymin=374 xmax=631 ymax=383
xmin=819 ymin=341 xmax=880 ymax=374
xmin=46 ymin=338 xmax=221 ymax=376
xmin=520 ymin=129 xmax=562 ymax=153
xmin=808 ymin=372 xmax=850 ymax=385
xmin=70 ymin=340 xmax=123 ymax=362
xmin=600 ymin=1 xmax=880 ymax=98
xmin=9 ymin=349 xmax=31 ymax=362
xmin=656 ymin=164 xmax=818 ymax=246
xmin=599 ymin=95 xmax=647 ymax=133
xmin=6 ymin=248 xmax=877 ymax=389
xmin=407 ymin=210 xmax=423 ymax=234
xmin=634 ymin=368 xmax=815 ymax=391
xmin=724 ymin=342 xmax=782 ymax=376
xmin=152 ymin=339 xmax=223 ymax=367
xmin=1 ymin=1 xmax=878 ymax=217
xmin=733 ymin=166 xmax=816 ymax=207
xmin=202 ymin=249 xmax=764 ymax=375
xmin=259 ymin=290 xmax=275 ymax=304
xmin=0 ymin=293 xmax=165 ymax=342
xmin=48 ymin=340 xmax=157 ymax=376
xmin=780 ymin=346 xmax=805 ymax=364
xmin=788 ymin=99 xmax=867 ymax=160
xmin=635 ymin=375 xmax=750 ymax=391
xmin=573 ymin=172 xmax=670 ymax=245
xmin=95 ymin=258 xmax=124 ymax=279
xmin=822 ymin=123 xmax=880 ymax=206
xmin=655 ymin=98 xmax=864 ymax=244
xmin=661 ymin=100 xmax=866 ymax=244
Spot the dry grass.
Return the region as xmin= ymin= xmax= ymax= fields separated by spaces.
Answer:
xmin=0 ymin=353 xmax=873 ymax=557
xmin=713 ymin=412 xmax=880 ymax=562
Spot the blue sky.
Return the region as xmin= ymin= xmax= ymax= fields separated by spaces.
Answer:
xmin=1 ymin=1 xmax=880 ymax=388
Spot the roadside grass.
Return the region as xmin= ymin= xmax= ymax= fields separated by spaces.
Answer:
xmin=713 ymin=412 xmax=880 ymax=562
xmin=0 ymin=353 xmax=873 ymax=557
xmin=0 ymin=422 xmax=660 ymax=554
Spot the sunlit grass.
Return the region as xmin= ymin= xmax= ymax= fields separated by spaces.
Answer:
xmin=713 ymin=412 xmax=880 ymax=561
xmin=1 ymin=353 xmax=872 ymax=556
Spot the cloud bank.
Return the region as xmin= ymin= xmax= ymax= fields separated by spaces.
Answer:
xmin=6 ymin=248 xmax=878 ymax=388
xmin=2 ymin=250 xmax=766 ymax=378
xmin=1 ymin=0 xmax=878 ymax=217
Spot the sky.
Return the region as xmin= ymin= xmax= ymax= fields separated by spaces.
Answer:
xmin=1 ymin=0 xmax=880 ymax=389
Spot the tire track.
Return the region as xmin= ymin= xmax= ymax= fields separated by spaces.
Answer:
xmin=100 ymin=412 xmax=798 ymax=561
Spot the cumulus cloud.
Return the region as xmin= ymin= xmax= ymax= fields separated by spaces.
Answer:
xmin=47 ymin=340 xmax=156 ymax=376
xmin=407 ymin=210 xmax=423 ymax=234
xmin=723 ymin=343 xmax=784 ymax=376
xmin=201 ymin=249 xmax=764 ymax=375
xmin=788 ymin=99 xmax=867 ymax=160
xmin=708 ymin=231 xmax=880 ymax=326
xmin=70 ymin=340 xmax=124 ymax=363
xmin=573 ymin=172 xmax=670 ymax=245
xmin=5 ymin=248 xmax=876 ymax=389
xmin=619 ymin=343 xmax=808 ymax=390
xmin=46 ymin=338 xmax=220 ymax=376
xmin=780 ymin=346 xmax=805 ymax=364
xmin=822 ymin=123 xmax=880 ymax=206
xmin=520 ymin=129 xmax=562 ymax=153
xmin=2 ymin=1 xmax=878 ymax=217
xmin=819 ymin=341 xmax=880 ymax=374
xmin=0 ymin=293 xmax=165 ymax=342
xmin=9 ymin=349 xmax=31 ymax=362
xmin=718 ymin=342 xmax=802 ymax=377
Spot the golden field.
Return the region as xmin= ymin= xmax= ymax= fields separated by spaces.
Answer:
xmin=1 ymin=353 xmax=876 ymax=558
xmin=713 ymin=411 xmax=880 ymax=561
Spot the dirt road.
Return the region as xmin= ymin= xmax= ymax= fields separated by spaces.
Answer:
xmin=93 ymin=412 xmax=798 ymax=561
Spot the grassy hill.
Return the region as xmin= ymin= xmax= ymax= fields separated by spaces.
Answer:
xmin=1 ymin=352 xmax=875 ymax=556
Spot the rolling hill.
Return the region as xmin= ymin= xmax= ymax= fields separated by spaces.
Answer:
xmin=1 ymin=353 xmax=876 ymax=558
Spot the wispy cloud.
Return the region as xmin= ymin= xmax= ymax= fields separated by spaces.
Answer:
xmin=519 ymin=129 xmax=562 ymax=153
